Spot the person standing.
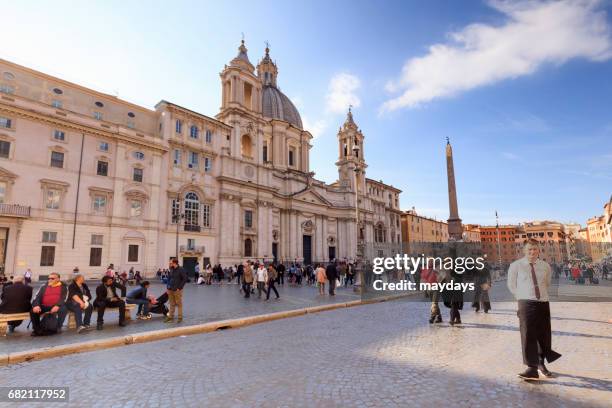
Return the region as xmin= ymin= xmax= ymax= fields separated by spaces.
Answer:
xmin=164 ymin=258 xmax=187 ymax=323
xmin=23 ymin=269 xmax=32 ymax=285
xmin=316 ymin=264 xmax=326 ymax=295
xmin=94 ymin=276 xmax=126 ymax=330
xmin=472 ymin=263 xmax=492 ymax=313
xmin=0 ymin=276 xmax=32 ymax=333
xmin=508 ymin=239 xmax=561 ymax=381
xmin=66 ymin=274 xmax=93 ymax=333
xmin=266 ymin=264 xmax=279 ymax=300
xmin=256 ymin=263 xmax=268 ymax=299
xmin=325 ymin=261 xmax=338 ymax=296
xmin=243 ymin=262 xmax=254 ymax=298
xmin=194 ymin=262 xmax=200 ymax=284
xmin=277 ymin=262 xmax=285 ymax=285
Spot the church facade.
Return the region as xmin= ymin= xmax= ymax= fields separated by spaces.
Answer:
xmin=0 ymin=41 xmax=401 ymax=279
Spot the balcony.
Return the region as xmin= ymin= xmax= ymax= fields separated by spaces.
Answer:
xmin=184 ymin=224 xmax=201 ymax=232
xmin=179 ymin=245 xmax=205 ymax=254
xmin=0 ymin=203 xmax=31 ymax=218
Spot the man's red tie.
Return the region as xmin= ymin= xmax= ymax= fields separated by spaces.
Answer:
xmin=530 ymin=263 xmax=541 ymax=300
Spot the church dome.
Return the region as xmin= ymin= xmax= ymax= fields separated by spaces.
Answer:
xmin=262 ymin=85 xmax=303 ymax=129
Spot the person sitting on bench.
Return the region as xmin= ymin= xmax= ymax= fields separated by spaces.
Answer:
xmin=94 ymin=276 xmax=126 ymax=330
xmin=126 ymin=281 xmax=154 ymax=319
xmin=30 ymin=272 xmax=68 ymax=336
xmin=0 ymin=276 xmax=33 ymax=333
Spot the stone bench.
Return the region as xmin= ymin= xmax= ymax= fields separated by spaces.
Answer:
xmin=0 ymin=312 xmax=31 ymax=336
xmin=67 ymin=303 xmax=135 ymax=329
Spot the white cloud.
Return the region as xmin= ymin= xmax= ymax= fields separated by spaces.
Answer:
xmin=326 ymin=73 xmax=361 ymax=114
xmin=381 ymin=0 xmax=612 ymax=112
xmin=302 ymin=116 xmax=328 ymax=140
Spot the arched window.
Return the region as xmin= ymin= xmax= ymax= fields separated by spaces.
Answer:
xmin=184 ymin=192 xmax=200 ymax=231
xmin=241 ymin=134 xmax=252 ymax=158
xmin=244 ymin=238 xmax=252 ymax=257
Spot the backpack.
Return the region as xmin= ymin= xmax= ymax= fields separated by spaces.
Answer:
xmin=39 ymin=313 xmax=59 ymax=335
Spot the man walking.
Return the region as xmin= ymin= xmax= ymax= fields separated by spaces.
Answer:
xmin=165 ymin=258 xmax=187 ymax=323
xmin=326 ymin=261 xmax=338 ymax=296
xmin=508 ymin=239 xmax=561 ymax=381
xmin=266 ymin=264 xmax=279 ymax=300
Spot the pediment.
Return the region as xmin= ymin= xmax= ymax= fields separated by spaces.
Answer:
xmin=293 ymin=189 xmax=332 ymax=206
xmin=0 ymin=166 xmax=18 ymax=180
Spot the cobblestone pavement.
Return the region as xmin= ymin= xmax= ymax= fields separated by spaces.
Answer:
xmin=1 ymin=298 xmax=610 ymax=407
xmin=1 ymin=281 xmax=360 ymax=354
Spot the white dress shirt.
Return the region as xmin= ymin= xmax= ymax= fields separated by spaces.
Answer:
xmin=507 ymin=257 xmax=551 ymax=302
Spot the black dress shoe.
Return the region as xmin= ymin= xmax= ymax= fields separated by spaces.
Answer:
xmin=517 ymin=367 xmax=539 ymax=381
xmin=538 ymin=364 xmax=553 ymax=378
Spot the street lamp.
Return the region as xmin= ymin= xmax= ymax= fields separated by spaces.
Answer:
xmin=173 ymin=198 xmax=185 ymax=261
xmin=352 ymin=144 xmax=364 ymax=293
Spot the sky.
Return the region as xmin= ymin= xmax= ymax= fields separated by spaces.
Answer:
xmin=3 ymin=0 xmax=611 ymax=226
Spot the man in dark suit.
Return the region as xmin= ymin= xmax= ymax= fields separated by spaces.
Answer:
xmin=94 ymin=276 xmax=126 ymax=330
xmin=326 ymin=261 xmax=338 ymax=296
xmin=0 ymin=276 xmax=33 ymax=333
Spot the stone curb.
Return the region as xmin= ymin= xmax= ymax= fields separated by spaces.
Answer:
xmin=0 ymin=293 xmax=410 ymax=366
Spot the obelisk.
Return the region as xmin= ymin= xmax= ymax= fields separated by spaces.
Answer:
xmin=446 ymin=138 xmax=463 ymax=240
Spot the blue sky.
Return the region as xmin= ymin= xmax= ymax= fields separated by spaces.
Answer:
xmin=3 ymin=0 xmax=611 ymax=226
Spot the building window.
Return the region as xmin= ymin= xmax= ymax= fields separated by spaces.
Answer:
xmin=91 ymin=234 xmax=103 ymax=245
xmin=244 ymin=238 xmax=252 ymax=257
xmin=133 ymin=151 xmax=144 ymax=160
xmin=244 ymin=210 xmax=253 ymax=228
xmin=40 ymin=246 xmax=55 ymax=266
xmin=42 ymin=231 xmax=57 ymax=243
xmin=130 ymin=200 xmax=142 ymax=217
xmin=202 ymin=203 xmax=211 ymax=227
xmin=184 ymin=192 xmax=199 ymax=229
xmin=176 ymin=120 xmax=182 ymax=134
xmin=204 ymin=157 xmax=212 ymax=173
xmin=0 ymin=116 xmax=12 ymax=129
xmin=97 ymin=160 xmax=108 ymax=176
xmin=133 ymin=168 xmax=143 ymax=182
xmin=52 ymin=99 xmax=63 ymax=109
xmin=173 ymin=149 xmax=181 ymax=166
xmin=53 ymin=130 xmax=65 ymax=141
xmin=99 ymin=141 xmax=109 ymax=152
xmin=187 ymin=238 xmax=196 ymax=251
xmin=190 ymin=125 xmax=199 ymax=139
xmin=171 ymin=199 xmax=180 ymax=224
xmin=188 ymin=151 xmax=198 ymax=169
xmin=0 ymin=181 xmax=6 ymax=203
xmin=89 ymin=247 xmax=102 ymax=266
xmin=262 ymin=144 xmax=268 ymax=162
xmin=128 ymin=244 xmax=139 ymax=262
xmin=0 ymin=84 xmax=15 ymax=94
xmin=45 ymin=189 xmax=61 ymax=209
xmin=93 ymin=195 xmax=106 ymax=213
xmin=93 ymin=111 xmax=103 ymax=120
xmin=288 ymin=149 xmax=295 ymax=166
xmin=205 ymin=129 xmax=212 ymax=144
xmin=0 ymin=140 xmax=10 ymax=158
xmin=127 ymin=120 xmax=135 ymax=129
xmin=50 ymin=151 xmax=64 ymax=168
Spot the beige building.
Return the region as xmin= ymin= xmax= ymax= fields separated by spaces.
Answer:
xmin=514 ymin=221 xmax=568 ymax=265
xmin=0 ymin=41 xmax=402 ymax=280
xmin=462 ymin=224 xmax=481 ymax=242
xmin=586 ymin=196 xmax=612 ymax=261
xmin=400 ymin=208 xmax=448 ymax=244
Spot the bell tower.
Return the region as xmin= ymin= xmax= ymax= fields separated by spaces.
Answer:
xmin=336 ymin=107 xmax=367 ymax=192
xmin=219 ymin=39 xmax=262 ymax=115
xmin=256 ymin=43 xmax=278 ymax=87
